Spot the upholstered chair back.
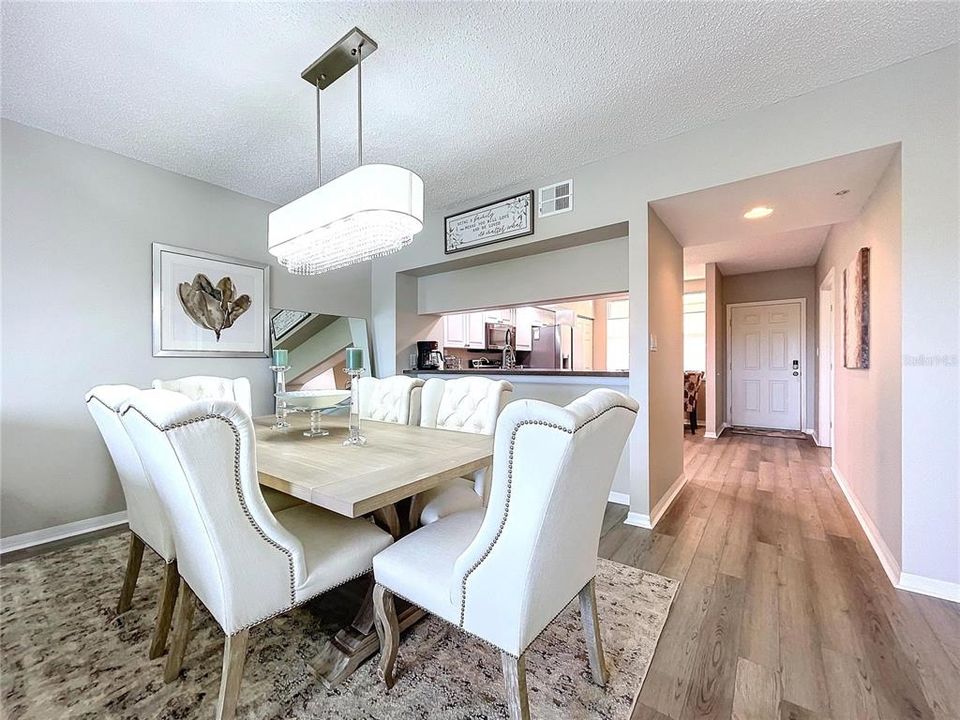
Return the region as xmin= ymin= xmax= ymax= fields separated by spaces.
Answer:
xmin=85 ymin=385 xmax=176 ymax=562
xmin=357 ymin=375 xmax=424 ymax=425
xmin=419 ymin=377 xmax=513 ymax=434
xmin=121 ymin=390 xmax=305 ymax=635
xmin=451 ymin=389 xmax=638 ymax=656
xmin=151 ymin=376 xmax=253 ymax=417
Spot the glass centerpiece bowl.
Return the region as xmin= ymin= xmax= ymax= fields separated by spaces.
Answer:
xmin=275 ymin=390 xmax=351 ymax=437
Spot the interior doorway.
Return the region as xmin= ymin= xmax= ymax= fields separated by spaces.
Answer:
xmin=727 ymin=299 xmax=805 ymax=430
xmin=817 ymin=269 xmax=835 ymax=447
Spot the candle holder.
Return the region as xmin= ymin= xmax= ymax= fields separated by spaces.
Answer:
xmin=270 ymin=365 xmax=291 ymax=429
xmin=343 ymin=368 xmax=367 ymax=446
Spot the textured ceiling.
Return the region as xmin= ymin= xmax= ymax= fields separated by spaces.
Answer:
xmin=650 ymin=144 xmax=898 ymax=278
xmin=2 ymin=2 xmax=955 ymax=210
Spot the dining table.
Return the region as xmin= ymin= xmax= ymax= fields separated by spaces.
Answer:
xmin=254 ymin=411 xmax=494 ymax=687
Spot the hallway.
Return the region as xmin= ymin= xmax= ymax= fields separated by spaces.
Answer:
xmin=600 ymin=432 xmax=960 ymax=720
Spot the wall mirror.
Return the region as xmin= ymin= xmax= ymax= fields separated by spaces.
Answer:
xmin=270 ymin=309 xmax=372 ymax=390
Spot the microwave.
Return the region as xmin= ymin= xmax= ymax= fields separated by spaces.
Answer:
xmin=485 ymin=323 xmax=515 ymax=350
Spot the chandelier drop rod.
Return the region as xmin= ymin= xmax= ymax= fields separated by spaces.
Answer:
xmin=356 ymin=41 xmax=364 ymax=167
xmin=316 ymin=78 xmax=323 ymax=187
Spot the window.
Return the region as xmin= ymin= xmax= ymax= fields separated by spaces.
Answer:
xmin=606 ymin=300 xmax=629 ymax=371
xmin=683 ymin=292 xmax=706 ymax=372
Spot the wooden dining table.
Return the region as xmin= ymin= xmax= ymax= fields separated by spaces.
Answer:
xmin=254 ymin=412 xmax=493 ymax=687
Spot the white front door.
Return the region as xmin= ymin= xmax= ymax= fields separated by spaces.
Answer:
xmin=729 ymin=301 xmax=803 ymax=430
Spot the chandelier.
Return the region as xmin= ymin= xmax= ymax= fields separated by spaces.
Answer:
xmin=268 ymin=28 xmax=424 ymax=275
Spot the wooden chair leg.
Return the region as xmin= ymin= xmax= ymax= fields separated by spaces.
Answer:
xmin=501 ymin=652 xmax=531 ymax=720
xmin=215 ymin=629 xmax=250 ymax=720
xmin=372 ymin=584 xmax=399 ymax=689
xmin=148 ymin=561 xmax=180 ymax=659
xmin=578 ymin=577 xmax=609 ymax=686
xmin=117 ymin=533 xmax=145 ymax=614
xmin=164 ymin=582 xmax=196 ymax=683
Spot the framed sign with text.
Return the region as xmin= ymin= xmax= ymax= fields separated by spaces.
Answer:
xmin=444 ymin=190 xmax=534 ymax=254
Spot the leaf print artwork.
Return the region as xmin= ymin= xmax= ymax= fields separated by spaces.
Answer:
xmin=177 ymin=273 xmax=251 ymax=341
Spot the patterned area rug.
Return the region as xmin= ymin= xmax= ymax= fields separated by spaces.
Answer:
xmin=1 ymin=533 xmax=677 ymax=719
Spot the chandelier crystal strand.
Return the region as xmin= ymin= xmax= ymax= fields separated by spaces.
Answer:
xmin=267 ymin=28 xmax=423 ymax=275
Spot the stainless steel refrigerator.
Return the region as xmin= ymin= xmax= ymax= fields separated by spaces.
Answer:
xmin=529 ymin=324 xmax=573 ymax=370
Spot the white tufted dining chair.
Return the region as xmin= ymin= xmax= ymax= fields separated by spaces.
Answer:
xmin=85 ymin=385 xmax=180 ymax=660
xmin=412 ymin=377 xmax=512 ymax=526
xmin=120 ymin=391 xmax=393 ymax=720
xmin=151 ymin=375 xmax=299 ymax=512
xmin=372 ymin=389 xmax=638 ymax=719
xmin=357 ymin=375 xmax=424 ymax=425
xmin=151 ymin=376 xmax=253 ymax=416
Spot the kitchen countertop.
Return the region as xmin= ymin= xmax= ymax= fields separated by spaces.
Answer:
xmin=403 ymin=368 xmax=628 ymax=378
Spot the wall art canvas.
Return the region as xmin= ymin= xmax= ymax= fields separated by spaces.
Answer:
xmin=153 ymin=243 xmax=270 ymax=357
xmin=444 ymin=191 xmax=534 ymax=254
xmin=843 ymin=246 xmax=870 ymax=369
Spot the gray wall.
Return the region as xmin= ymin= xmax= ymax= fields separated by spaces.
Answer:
xmin=647 ymin=208 xmax=684 ymax=511
xmin=723 ymin=266 xmax=818 ymax=428
xmin=705 ymin=263 xmax=726 ymax=434
xmin=417 ymin=237 xmax=628 ymax=314
xmin=817 ymin=152 xmax=902 ymax=566
xmin=0 ymin=120 xmax=371 ymax=538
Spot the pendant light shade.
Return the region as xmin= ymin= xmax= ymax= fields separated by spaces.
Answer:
xmin=269 ymin=28 xmax=424 ymax=275
xmin=268 ymin=164 xmax=423 ymax=275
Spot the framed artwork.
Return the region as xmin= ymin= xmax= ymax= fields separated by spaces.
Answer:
xmin=152 ymin=243 xmax=270 ymax=357
xmin=843 ymin=247 xmax=870 ymax=369
xmin=444 ymin=190 xmax=534 ymax=254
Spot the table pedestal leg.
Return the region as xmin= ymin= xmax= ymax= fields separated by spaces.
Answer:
xmin=313 ymin=603 xmax=424 ymax=687
xmin=313 ymin=501 xmax=423 ymax=687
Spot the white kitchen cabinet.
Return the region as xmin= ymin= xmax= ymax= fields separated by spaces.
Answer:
xmin=465 ymin=312 xmax=486 ymax=348
xmin=535 ymin=308 xmax=557 ymax=327
xmin=515 ymin=307 xmax=536 ymax=351
xmin=484 ymin=308 xmax=515 ymax=325
xmin=443 ymin=314 xmax=466 ymax=348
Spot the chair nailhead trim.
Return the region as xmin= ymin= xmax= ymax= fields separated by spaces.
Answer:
xmin=457 ymin=404 xmax=637 ymax=628
xmin=122 ymin=406 xmax=298 ymax=607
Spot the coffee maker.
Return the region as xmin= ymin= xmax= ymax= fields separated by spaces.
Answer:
xmin=416 ymin=340 xmax=443 ymax=370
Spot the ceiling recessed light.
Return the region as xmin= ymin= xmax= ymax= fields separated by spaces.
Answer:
xmin=743 ymin=206 xmax=774 ymax=220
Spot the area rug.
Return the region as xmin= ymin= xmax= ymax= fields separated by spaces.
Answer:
xmin=727 ymin=426 xmax=810 ymax=440
xmin=1 ymin=533 xmax=677 ymax=719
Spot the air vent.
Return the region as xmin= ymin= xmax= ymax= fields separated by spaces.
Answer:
xmin=538 ymin=179 xmax=573 ymax=218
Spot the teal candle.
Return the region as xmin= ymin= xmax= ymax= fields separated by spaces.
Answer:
xmin=272 ymin=348 xmax=288 ymax=367
xmin=346 ymin=347 xmax=363 ymax=371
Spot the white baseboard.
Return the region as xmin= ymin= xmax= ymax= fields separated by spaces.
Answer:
xmin=607 ymin=491 xmax=630 ymax=506
xmin=623 ymin=472 xmax=688 ymax=530
xmin=809 ymin=430 xmax=819 ymax=446
xmin=831 ymin=464 xmax=902 ymax=588
xmin=898 ymin=573 xmax=960 ymax=604
xmin=704 ymin=423 xmax=729 ymax=440
xmin=0 ymin=511 xmax=127 ymax=555
xmin=624 ymin=511 xmax=650 ymax=529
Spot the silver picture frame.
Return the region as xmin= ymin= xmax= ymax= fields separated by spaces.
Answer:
xmin=152 ymin=243 xmax=271 ymax=358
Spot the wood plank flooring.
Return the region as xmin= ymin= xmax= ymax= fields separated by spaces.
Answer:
xmin=599 ymin=431 xmax=960 ymax=720
xmin=4 ymin=431 xmax=957 ymax=719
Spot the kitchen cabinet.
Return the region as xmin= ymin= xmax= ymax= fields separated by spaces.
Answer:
xmin=465 ymin=312 xmax=486 ymax=348
xmin=443 ymin=314 xmax=466 ymax=348
xmin=515 ymin=307 xmax=537 ymax=351
xmin=484 ymin=308 xmax=515 ymax=325
xmin=535 ymin=308 xmax=557 ymax=327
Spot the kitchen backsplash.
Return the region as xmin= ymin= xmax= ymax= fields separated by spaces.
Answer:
xmin=440 ymin=347 xmax=532 ymax=369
